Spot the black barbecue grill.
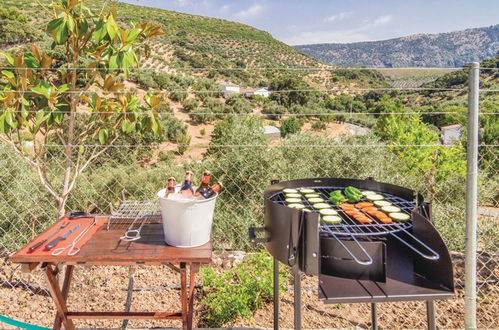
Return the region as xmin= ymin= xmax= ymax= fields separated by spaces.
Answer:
xmin=249 ymin=177 xmax=454 ymax=330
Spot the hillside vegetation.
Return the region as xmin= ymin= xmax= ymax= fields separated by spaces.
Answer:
xmin=296 ymin=25 xmax=499 ymax=68
xmin=0 ymin=0 xmax=385 ymax=89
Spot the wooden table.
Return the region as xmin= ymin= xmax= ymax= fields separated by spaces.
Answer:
xmin=9 ymin=217 xmax=212 ymax=330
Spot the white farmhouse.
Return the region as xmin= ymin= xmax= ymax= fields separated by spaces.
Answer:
xmin=440 ymin=124 xmax=463 ymax=145
xmin=219 ymin=82 xmax=240 ymax=97
xmin=245 ymin=87 xmax=271 ymax=98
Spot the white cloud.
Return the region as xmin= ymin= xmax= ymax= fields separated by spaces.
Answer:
xmin=286 ymin=14 xmax=393 ymax=45
xmin=234 ymin=4 xmax=265 ymax=20
xmin=286 ymin=30 xmax=370 ymax=45
xmin=324 ymin=11 xmax=351 ymax=23
xmin=373 ymin=15 xmax=392 ymax=26
xmin=219 ymin=4 xmax=231 ymax=14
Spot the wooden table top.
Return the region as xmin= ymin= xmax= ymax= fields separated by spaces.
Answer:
xmin=9 ymin=218 xmax=212 ymax=265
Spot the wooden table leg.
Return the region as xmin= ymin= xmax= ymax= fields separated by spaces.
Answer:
xmin=44 ymin=264 xmax=76 ymax=330
xmin=53 ymin=265 xmax=74 ymax=330
xmin=188 ymin=263 xmax=199 ymax=329
xmin=180 ymin=262 xmax=188 ymax=330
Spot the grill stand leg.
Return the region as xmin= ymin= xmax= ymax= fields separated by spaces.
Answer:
xmin=427 ymin=300 xmax=436 ymax=330
xmin=293 ymin=267 xmax=301 ymax=330
xmin=371 ymin=303 xmax=378 ymax=330
xmin=273 ymin=257 xmax=279 ymax=330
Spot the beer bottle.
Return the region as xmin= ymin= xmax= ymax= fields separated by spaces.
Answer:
xmin=197 ymin=182 xmax=222 ymax=199
xmin=164 ymin=177 xmax=176 ymax=198
xmin=195 ymin=170 xmax=211 ymax=195
xmin=180 ymin=171 xmax=194 ymax=197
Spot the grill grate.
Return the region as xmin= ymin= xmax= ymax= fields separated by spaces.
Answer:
xmin=270 ymin=186 xmax=415 ymax=235
xmin=106 ymin=200 xmax=161 ymax=242
xmin=269 ymin=186 xmax=439 ymax=265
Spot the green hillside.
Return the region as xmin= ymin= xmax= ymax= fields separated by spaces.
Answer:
xmin=0 ymin=0 xmax=386 ymax=89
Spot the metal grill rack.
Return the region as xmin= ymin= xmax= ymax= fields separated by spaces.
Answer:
xmin=269 ymin=186 xmax=440 ymax=265
xmin=106 ymin=200 xmax=161 ymax=242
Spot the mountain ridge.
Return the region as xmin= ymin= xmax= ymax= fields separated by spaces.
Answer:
xmin=295 ymin=25 xmax=499 ymax=68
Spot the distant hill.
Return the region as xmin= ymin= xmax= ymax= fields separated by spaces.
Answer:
xmin=295 ymin=25 xmax=499 ymax=68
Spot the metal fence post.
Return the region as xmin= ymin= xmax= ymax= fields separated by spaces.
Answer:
xmin=464 ymin=62 xmax=480 ymax=330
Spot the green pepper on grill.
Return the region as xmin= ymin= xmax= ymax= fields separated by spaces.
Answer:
xmin=329 ymin=190 xmax=347 ymax=205
xmin=344 ymin=186 xmax=363 ymax=203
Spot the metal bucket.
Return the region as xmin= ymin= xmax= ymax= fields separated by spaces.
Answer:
xmin=157 ymin=187 xmax=218 ymax=247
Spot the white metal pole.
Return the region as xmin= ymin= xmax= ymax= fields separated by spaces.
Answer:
xmin=464 ymin=62 xmax=480 ymax=330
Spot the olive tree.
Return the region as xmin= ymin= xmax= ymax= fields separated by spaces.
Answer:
xmin=0 ymin=0 xmax=165 ymax=217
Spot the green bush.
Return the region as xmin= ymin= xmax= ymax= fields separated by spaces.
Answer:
xmin=262 ymin=100 xmax=285 ymax=120
xmin=0 ymin=6 xmax=39 ymax=44
xmin=200 ymin=251 xmax=287 ymax=327
xmin=280 ymin=117 xmax=303 ymax=137
xmin=225 ymin=94 xmax=253 ymax=114
xmin=182 ymin=98 xmax=199 ymax=112
xmin=311 ymin=120 xmax=326 ymax=131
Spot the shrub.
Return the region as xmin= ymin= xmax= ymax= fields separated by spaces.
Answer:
xmin=176 ymin=133 xmax=191 ymax=155
xmin=0 ymin=6 xmax=39 ymax=44
xmin=311 ymin=120 xmax=326 ymax=131
xmin=280 ymin=116 xmax=303 ymax=137
xmin=189 ymin=107 xmax=216 ymax=124
xmin=262 ymin=100 xmax=285 ymax=120
xmin=225 ymin=94 xmax=253 ymax=114
xmin=200 ymin=251 xmax=287 ymax=327
xmin=182 ymin=98 xmax=199 ymax=112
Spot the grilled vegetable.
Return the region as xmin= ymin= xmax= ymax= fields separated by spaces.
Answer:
xmin=329 ymin=190 xmax=347 ymax=205
xmin=285 ymin=193 xmax=302 ymax=198
xmin=381 ymin=205 xmax=402 ymax=213
xmin=313 ymin=203 xmax=332 ymax=209
xmin=304 ymin=193 xmax=320 ymax=198
xmin=299 ymin=188 xmax=315 ymax=194
xmin=302 ymin=208 xmax=312 ymax=213
xmin=283 ymin=188 xmax=298 ymax=194
xmin=356 ymin=202 xmax=374 ymax=209
xmin=389 ymin=212 xmax=410 ymax=221
xmin=344 ymin=186 xmax=363 ymax=203
xmin=361 ymin=190 xmax=376 ymax=196
xmin=374 ymin=200 xmax=392 ymax=207
xmin=308 ymin=197 xmax=325 ymax=203
xmin=286 ymin=198 xmax=302 ymax=203
xmin=287 ymin=203 xmax=305 ymax=209
xmin=319 ymin=209 xmax=338 ymax=216
xmin=366 ymin=194 xmax=384 ymax=201
xmin=339 ymin=203 xmax=355 ymax=210
xmin=322 ymin=215 xmax=342 ymax=224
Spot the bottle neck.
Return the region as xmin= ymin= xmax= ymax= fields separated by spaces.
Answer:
xmin=201 ymin=175 xmax=211 ymax=185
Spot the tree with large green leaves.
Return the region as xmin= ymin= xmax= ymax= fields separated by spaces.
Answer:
xmin=0 ymin=0 xmax=165 ymax=217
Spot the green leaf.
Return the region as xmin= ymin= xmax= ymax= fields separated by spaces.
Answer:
xmin=106 ymin=15 xmax=118 ymax=40
xmin=92 ymin=20 xmax=107 ymax=43
xmin=24 ymin=53 xmax=39 ymax=68
xmin=79 ymin=145 xmax=85 ymax=155
xmin=2 ymin=53 xmax=14 ymax=66
xmin=35 ymin=111 xmax=46 ymax=126
xmin=48 ymin=17 xmax=69 ymax=44
xmin=127 ymin=28 xmax=141 ymax=43
xmin=151 ymin=116 xmax=159 ymax=134
xmin=5 ymin=112 xmax=13 ymax=126
xmin=0 ymin=114 xmax=6 ymax=133
xmin=98 ymin=128 xmax=108 ymax=144
xmin=1 ymin=70 xmax=14 ymax=79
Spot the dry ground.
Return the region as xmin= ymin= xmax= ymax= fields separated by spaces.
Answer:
xmin=0 ymin=252 xmax=497 ymax=329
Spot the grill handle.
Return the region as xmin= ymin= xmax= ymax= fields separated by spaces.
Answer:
xmin=249 ymin=227 xmax=269 ymax=244
xmin=390 ymin=230 xmax=440 ymax=261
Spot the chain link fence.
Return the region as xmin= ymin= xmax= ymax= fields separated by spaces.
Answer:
xmin=0 ymin=63 xmax=497 ymax=328
xmin=0 ymin=138 xmax=497 ymax=328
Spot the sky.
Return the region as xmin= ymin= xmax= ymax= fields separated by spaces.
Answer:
xmin=120 ymin=0 xmax=499 ymax=45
